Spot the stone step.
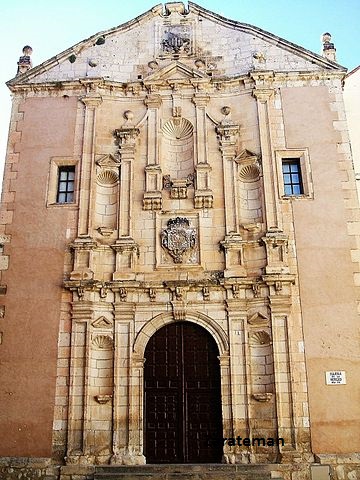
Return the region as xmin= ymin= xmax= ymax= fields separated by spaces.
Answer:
xmin=94 ymin=464 xmax=272 ymax=480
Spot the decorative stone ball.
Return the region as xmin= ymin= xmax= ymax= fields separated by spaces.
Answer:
xmin=124 ymin=110 xmax=134 ymax=121
xmin=321 ymin=32 xmax=332 ymax=44
xmin=221 ymin=106 xmax=231 ymax=116
xmin=148 ymin=60 xmax=159 ymax=70
xmin=22 ymin=45 xmax=33 ymax=56
xmin=195 ymin=59 xmax=205 ymax=69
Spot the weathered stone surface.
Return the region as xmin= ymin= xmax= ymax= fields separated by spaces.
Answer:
xmin=0 ymin=3 xmax=359 ymax=480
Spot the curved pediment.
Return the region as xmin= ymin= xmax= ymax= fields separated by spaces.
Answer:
xmin=7 ymin=2 xmax=346 ymax=90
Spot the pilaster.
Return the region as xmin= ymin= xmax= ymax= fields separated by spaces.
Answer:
xmin=192 ymin=94 xmax=213 ymax=208
xmin=226 ymin=300 xmax=251 ymax=464
xmin=252 ymin=88 xmax=282 ymax=232
xmin=112 ymin=127 xmax=140 ymax=280
xmin=143 ymin=95 xmax=163 ymax=210
xmin=111 ymin=303 xmax=138 ymax=464
xmin=216 ymin=121 xmax=240 ymax=235
xmin=268 ymin=294 xmax=298 ymax=459
xmin=77 ymin=94 xmax=102 ymax=238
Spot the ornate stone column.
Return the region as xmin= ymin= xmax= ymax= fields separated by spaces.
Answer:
xmin=192 ymin=93 xmax=213 ymax=208
xmin=112 ymin=127 xmax=140 ymax=280
xmin=252 ymin=88 xmax=282 ymax=232
xmin=143 ymin=94 xmax=162 ymax=210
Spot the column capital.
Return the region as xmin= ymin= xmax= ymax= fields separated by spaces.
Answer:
xmin=80 ymin=94 xmax=103 ymax=108
xmin=192 ymin=93 xmax=210 ymax=107
xmin=215 ymin=122 xmax=239 ymax=145
xmin=114 ymin=127 xmax=140 ymax=148
xmin=252 ymin=88 xmax=274 ymax=103
xmin=144 ymin=94 xmax=162 ymax=108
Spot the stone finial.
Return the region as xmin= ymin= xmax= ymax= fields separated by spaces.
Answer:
xmin=321 ymin=32 xmax=336 ymax=62
xmin=17 ymin=45 xmax=33 ymax=75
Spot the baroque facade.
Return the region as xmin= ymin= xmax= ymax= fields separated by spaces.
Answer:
xmin=0 ymin=3 xmax=360 ymax=480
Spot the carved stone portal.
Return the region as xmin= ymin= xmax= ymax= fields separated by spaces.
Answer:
xmin=161 ymin=217 xmax=196 ymax=263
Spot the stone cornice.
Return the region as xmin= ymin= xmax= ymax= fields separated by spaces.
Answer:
xmin=7 ymin=69 xmax=346 ymax=97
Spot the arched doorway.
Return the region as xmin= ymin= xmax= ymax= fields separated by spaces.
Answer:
xmin=144 ymin=321 xmax=223 ymax=463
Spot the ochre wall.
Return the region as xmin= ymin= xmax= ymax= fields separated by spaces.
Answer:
xmin=0 ymin=96 xmax=78 ymax=456
xmin=281 ymin=85 xmax=360 ymax=453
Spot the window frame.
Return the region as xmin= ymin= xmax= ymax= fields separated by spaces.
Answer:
xmin=275 ymin=149 xmax=313 ymax=199
xmin=282 ymin=158 xmax=303 ymax=196
xmin=46 ymin=157 xmax=79 ymax=207
xmin=56 ymin=165 xmax=75 ymax=204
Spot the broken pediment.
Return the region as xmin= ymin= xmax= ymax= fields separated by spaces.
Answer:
xmin=235 ymin=149 xmax=259 ymax=164
xmin=95 ymin=154 xmax=120 ymax=168
xmin=91 ymin=316 xmax=113 ymax=328
xmin=247 ymin=311 xmax=269 ymax=327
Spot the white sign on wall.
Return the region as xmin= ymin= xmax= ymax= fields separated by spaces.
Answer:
xmin=325 ymin=371 xmax=346 ymax=385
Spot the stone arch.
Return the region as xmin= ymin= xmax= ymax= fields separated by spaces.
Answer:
xmin=133 ymin=310 xmax=229 ymax=357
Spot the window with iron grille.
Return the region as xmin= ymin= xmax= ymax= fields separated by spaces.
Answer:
xmin=282 ymin=159 xmax=303 ymax=195
xmin=57 ymin=166 xmax=75 ymax=203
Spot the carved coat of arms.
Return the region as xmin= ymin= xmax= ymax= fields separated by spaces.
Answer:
xmin=161 ymin=29 xmax=191 ymax=54
xmin=161 ymin=217 xmax=196 ymax=263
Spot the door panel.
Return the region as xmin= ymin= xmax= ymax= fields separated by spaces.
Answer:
xmin=144 ymin=322 xmax=222 ymax=463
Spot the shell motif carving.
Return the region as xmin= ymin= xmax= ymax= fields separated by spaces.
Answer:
xmin=92 ymin=335 xmax=113 ymax=350
xmin=239 ymin=164 xmax=260 ymax=182
xmin=249 ymin=331 xmax=271 ymax=346
xmin=97 ymin=169 xmax=119 ymax=186
xmin=163 ymin=118 xmax=193 ymax=140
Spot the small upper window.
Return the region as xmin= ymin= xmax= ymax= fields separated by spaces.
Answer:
xmin=57 ymin=166 xmax=75 ymax=203
xmin=282 ymin=159 xmax=303 ymax=196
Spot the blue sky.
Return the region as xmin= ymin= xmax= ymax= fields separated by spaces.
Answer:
xmin=1 ymin=0 xmax=359 ymax=174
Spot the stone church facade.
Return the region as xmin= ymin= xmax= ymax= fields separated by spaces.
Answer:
xmin=0 ymin=3 xmax=359 ymax=480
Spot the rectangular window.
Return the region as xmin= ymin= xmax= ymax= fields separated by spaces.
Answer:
xmin=282 ymin=159 xmax=303 ymax=196
xmin=57 ymin=166 xmax=75 ymax=203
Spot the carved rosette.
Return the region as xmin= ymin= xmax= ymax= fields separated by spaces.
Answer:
xmin=161 ymin=217 xmax=196 ymax=264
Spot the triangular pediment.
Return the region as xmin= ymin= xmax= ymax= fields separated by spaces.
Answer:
xmin=247 ymin=312 xmax=269 ymax=326
xmin=144 ymin=61 xmax=209 ymax=82
xmin=95 ymin=154 xmax=120 ymax=168
xmin=91 ymin=316 xmax=113 ymax=328
xmin=235 ymin=149 xmax=259 ymax=163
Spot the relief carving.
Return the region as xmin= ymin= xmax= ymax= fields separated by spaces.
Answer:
xmin=161 ymin=27 xmax=191 ymax=55
xmin=161 ymin=217 xmax=196 ymax=264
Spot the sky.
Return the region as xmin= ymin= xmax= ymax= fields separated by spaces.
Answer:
xmin=1 ymin=0 xmax=359 ymax=177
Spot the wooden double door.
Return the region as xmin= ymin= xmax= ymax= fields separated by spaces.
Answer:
xmin=144 ymin=322 xmax=223 ymax=463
